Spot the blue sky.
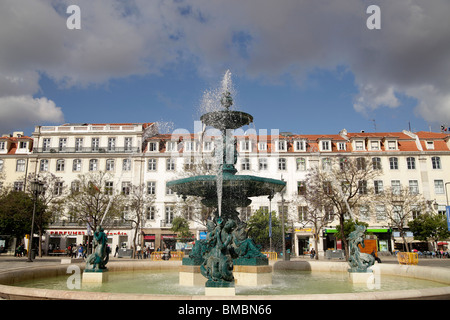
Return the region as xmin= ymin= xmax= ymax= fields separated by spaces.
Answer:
xmin=1 ymin=1 xmax=449 ymax=137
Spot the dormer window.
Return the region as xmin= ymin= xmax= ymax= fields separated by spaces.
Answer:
xmin=294 ymin=140 xmax=306 ymax=152
xmin=320 ymin=140 xmax=331 ymax=151
xmin=184 ymin=141 xmax=197 ymax=152
xmin=166 ymin=141 xmax=178 ymax=152
xmin=276 ymin=140 xmax=287 ymax=152
xmin=258 ymin=141 xmax=267 ymax=151
xmin=203 ymin=141 xmax=213 ymax=152
xmin=387 ymin=140 xmax=397 ymax=150
xmin=148 ymin=142 xmax=159 ymax=152
xmin=337 ymin=142 xmax=346 ymax=151
xmin=240 ymin=140 xmax=252 ymax=152
xmin=354 ymin=140 xmax=365 ymax=151
xmin=426 ymin=141 xmax=435 ymax=150
xmin=370 ymin=140 xmax=380 ymax=150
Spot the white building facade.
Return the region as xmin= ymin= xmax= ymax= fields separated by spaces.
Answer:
xmin=2 ymin=122 xmax=449 ymax=256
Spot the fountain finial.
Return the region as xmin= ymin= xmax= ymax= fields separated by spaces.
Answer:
xmin=221 ymin=91 xmax=233 ymax=110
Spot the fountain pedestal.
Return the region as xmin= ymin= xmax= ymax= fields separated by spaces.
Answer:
xmin=348 ymin=271 xmax=374 ymax=284
xmin=179 ymin=265 xmax=205 ymax=286
xmin=234 ymin=265 xmax=272 ymax=286
xmin=82 ymin=270 xmax=108 ymax=283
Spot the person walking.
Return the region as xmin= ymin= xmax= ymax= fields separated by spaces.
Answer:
xmin=114 ymin=245 xmax=119 ymax=257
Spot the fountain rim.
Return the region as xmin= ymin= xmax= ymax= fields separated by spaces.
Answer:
xmin=2 ymin=260 xmax=450 ymax=300
xmin=200 ymin=110 xmax=254 ymax=130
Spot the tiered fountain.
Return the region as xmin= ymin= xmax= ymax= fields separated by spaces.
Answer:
xmin=167 ymin=72 xmax=286 ymax=295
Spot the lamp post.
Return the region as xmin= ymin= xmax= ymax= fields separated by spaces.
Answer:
xmin=27 ymin=178 xmax=44 ymax=262
xmin=280 ymin=176 xmax=286 ymax=261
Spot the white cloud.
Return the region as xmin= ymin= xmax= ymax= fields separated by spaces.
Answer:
xmin=0 ymin=96 xmax=64 ymax=134
xmin=1 ymin=0 xmax=450 ymax=130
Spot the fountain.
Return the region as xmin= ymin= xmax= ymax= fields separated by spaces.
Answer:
xmin=167 ymin=71 xmax=285 ymax=295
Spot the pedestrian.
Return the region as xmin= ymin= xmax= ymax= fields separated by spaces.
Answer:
xmin=114 ymin=245 xmax=119 ymax=257
xmin=310 ymin=248 xmax=315 ymax=259
xmin=136 ymin=244 xmax=142 ymax=259
xmin=77 ymin=244 xmax=83 ymax=258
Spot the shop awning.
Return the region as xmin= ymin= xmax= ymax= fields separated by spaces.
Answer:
xmin=144 ymin=235 xmax=155 ymax=240
xmin=325 ymin=228 xmax=391 ymax=234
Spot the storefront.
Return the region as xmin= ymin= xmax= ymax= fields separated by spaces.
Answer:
xmin=294 ymin=228 xmax=315 ymax=256
xmin=323 ymin=227 xmax=392 ymax=253
xmin=45 ymin=229 xmax=129 ymax=255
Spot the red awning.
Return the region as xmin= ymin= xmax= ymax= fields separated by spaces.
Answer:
xmin=144 ymin=235 xmax=155 ymax=240
xmin=438 ymin=242 xmax=448 ymax=245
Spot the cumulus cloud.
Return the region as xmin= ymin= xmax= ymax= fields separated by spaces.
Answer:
xmin=0 ymin=0 xmax=449 ymax=131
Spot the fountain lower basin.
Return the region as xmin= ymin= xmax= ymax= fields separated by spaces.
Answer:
xmin=2 ymin=260 xmax=450 ymax=300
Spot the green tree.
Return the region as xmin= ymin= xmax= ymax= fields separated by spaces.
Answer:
xmin=409 ymin=213 xmax=450 ymax=249
xmin=171 ymin=216 xmax=193 ymax=241
xmin=247 ymin=208 xmax=284 ymax=252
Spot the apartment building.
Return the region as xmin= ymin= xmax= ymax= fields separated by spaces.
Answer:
xmin=1 ymin=123 xmax=449 ymax=256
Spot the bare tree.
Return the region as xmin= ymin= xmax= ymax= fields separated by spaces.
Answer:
xmin=304 ymin=156 xmax=380 ymax=259
xmin=123 ymin=183 xmax=155 ymax=258
xmin=376 ymin=186 xmax=429 ymax=252
xmin=64 ymin=171 xmax=125 ymax=235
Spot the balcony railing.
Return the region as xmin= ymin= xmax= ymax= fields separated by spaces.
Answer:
xmin=33 ymin=147 xmax=141 ymax=154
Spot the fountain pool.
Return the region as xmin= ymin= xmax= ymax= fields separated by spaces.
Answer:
xmin=2 ymin=260 xmax=450 ymax=300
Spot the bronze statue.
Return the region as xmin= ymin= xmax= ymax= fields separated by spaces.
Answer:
xmin=347 ymin=224 xmax=375 ymax=272
xmin=85 ymin=226 xmax=109 ymax=272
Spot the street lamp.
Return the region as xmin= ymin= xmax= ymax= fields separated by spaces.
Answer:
xmin=27 ymin=178 xmax=45 ymax=262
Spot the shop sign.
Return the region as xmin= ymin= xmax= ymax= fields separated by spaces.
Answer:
xmin=49 ymin=230 xmax=127 ymax=236
xmin=295 ymin=228 xmax=314 ymax=233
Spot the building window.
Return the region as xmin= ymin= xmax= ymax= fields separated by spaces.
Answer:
xmin=108 ymin=138 xmax=116 ymax=152
xmin=426 ymin=141 xmax=434 ymax=150
xmin=323 ymin=181 xmax=332 ymax=195
xmin=358 ymin=180 xmax=368 ymax=194
xmin=54 ymin=182 xmax=64 ymax=196
xmin=166 ymin=158 xmax=175 ymax=171
xmin=14 ymin=181 xmax=24 ymax=192
xmin=355 ymin=141 xmax=365 ymax=151
xmin=278 ymin=158 xmax=286 ymax=171
xmin=148 ymin=158 xmax=157 ymax=171
xmin=359 ymin=206 xmax=369 ymax=221
xmin=389 ymin=157 xmax=398 ymax=170
xmin=91 ymin=138 xmax=99 ymax=152
xmin=123 ymin=159 xmax=131 ymax=171
xmin=58 ymin=138 xmax=67 ymax=152
xmin=322 ymin=158 xmax=332 ymax=171
xmin=277 ymin=140 xmax=287 ymax=152
xmin=16 ymin=159 xmax=26 ymax=172
xmin=294 ymin=140 xmax=306 ymax=151
xmin=43 ymin=138 xmax=51 ymax=151
xmin=184 ymin=141 xmax=197 ymax=152
xmin=89 ymin=159 xmax=98 ymax=171
xmin=124 ymin=137 xmax=132 ymax=151
xmin=258 ymin=142 xmax=267 ymax=151
xmin=374 ymin=180 xmax=384 ymax=194
xmin=435 ymin=180 xmax=444 ymax=194
xmin=71 ymin=181 xmax=81 ymax=194
xmin=241 ymin=158 xmax=250 ymax=171
xmin=40 ymin=159 xmax=49 ymax=172
xmin=259 ymin=158 xmax=268 ymax=170
xmin=165 ymin=206 xmax=174 ymax=225
xmin=391 ymin=180 xmax=401 ymax=195
xmin=148 ymin=142 xmax=158 ymax=152
xmin=370 ymin=140 xmax=380 ymax=150
xmin=147 ymin=181 xmax=156 ymax=195
xmin=432 ymin=156 xmax=441 ymax=169
xmin=296 ymin=158 xmax=306 ymax=171
xmin=356 ymin=157 xmax=366 ymax=170
xmin=105 ymin=181 xmax=113 ymax=195
xmin=106 ymin=159 xmax=115 ymax=171
xmin=376 ymin=205 xmax=386 ymax=222
xmin=203 ymin=141 xmax=213 ymax=152
xmin=372 ymin=157 xmax=382 ymax=170
xmin=297 ymin=181 xmax=306 ymax=195
xmin=73 ymin=159 xmax=82 ymax=171
xmin=407 ymin=157 xmax=416 ymax=170
xmin=122 ymin=182 xmax=131 ymax=195
xmin=146 ymin=206 xmax=155 ymax=220
xmin=75 ymin=138 xmax=83 ymax=152
xmin=166 ymin=141 xmax=178 ymax=152
xmin=337 ymin=142 xmax=346 ymax=151
xmin=387 ymin=141 xmax=397 ymax=150
xmin=298 ymin=206 xmax=308 ymax=221
xmin=240 ymin=140 xmax=251 ymax=152
xmin=409 ymin=180 xmax=419 ymax=195
xmin=56 ymin=159 xmax=65 ymax=171
xmin=184 ymin=158 xmax=195 ymax=171
xmin=321 ymin=140 xmax=331 ymax=151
